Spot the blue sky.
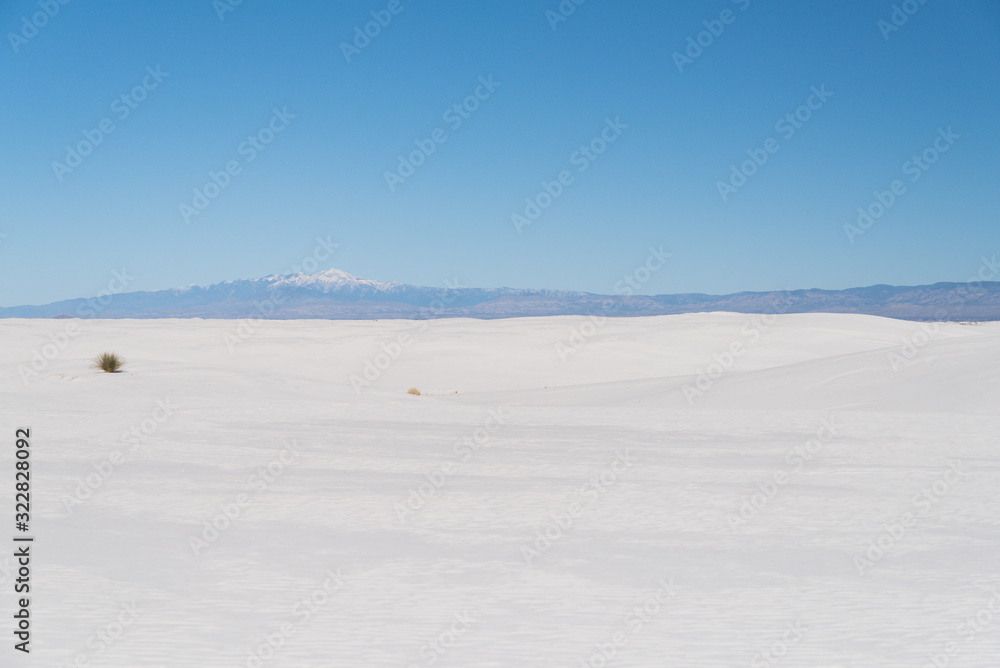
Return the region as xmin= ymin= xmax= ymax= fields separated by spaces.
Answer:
xmin=1 ymin=0 xmax=998 ymax=305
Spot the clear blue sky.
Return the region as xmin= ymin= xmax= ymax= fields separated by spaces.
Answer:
xmin=1 ymin=0 xmax=998 ymax=306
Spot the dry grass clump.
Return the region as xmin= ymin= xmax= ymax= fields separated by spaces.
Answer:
xmin=94 ymin=352 xmax=125 ymax=373
xmin=407 ymin=387 xmax=421 ymax=396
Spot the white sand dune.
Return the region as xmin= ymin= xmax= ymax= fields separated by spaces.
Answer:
xmin=2 ymin=314 xmax=998 ymax=666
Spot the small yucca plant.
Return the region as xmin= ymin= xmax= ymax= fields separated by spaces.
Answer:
xmin=94 ymin=352 xmax=125 ymax=373
xmin=407 ymin=387 xmax=421 ymax=396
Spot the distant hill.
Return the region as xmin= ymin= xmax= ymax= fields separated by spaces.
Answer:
xmin=2 ymin=268 xmax=998 ymax=321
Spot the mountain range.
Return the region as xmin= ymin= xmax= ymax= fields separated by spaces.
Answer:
xmin=2 ymin=268 xmax=999 ymax=321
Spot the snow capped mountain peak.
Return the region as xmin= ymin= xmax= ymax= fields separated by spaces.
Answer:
xmin=3 ymin=271 xmax=999 ymax=321
xmin=270 ymin=267 xmax=404 ymax=293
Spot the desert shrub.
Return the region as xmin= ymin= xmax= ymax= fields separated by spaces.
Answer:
xmin=407 ymin=387 xmax=421 ymax=396
xmin=94 ymin=352 xmax=125 ymax=373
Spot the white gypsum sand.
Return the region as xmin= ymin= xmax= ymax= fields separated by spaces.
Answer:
xmin=2 ymin=313 xmax=998 ymax=666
